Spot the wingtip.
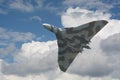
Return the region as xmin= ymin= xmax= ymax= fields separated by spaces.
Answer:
xmin=96 ymin=20 xmax=108 ymax=25
xmin=101 ymin=20 xmax=108 ymax=24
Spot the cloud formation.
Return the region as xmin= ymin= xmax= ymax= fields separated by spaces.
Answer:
xmin=100 ymin=33 xmax=120 ymax=79
xmin=61 ymin=7 xmax=111 ymax=27
xmin=63 ymin=0 xmax=113 ymax=12
xmin=9 ymin=0 xmax=43 ymax=12
xmin=60 ymin=7 xmax=120 ymax=79
xmin=0 ymin=27 xmax=36 ymax=60
xmin=2 ymin=41 xmax=58 ymax=76
xmin=67 ymin=37 xmax=114 ymax=77
xmin=30 ymin=16 xmax=41 ymax=22
xmin=61 ymin=7 xmax=120 ymax=39
xmin=101 ymin=33 xmax=120 ymax=55
xmin=0 ymin=6 xmax=120 ymax=80
xmin=0 ymin=43 xmax=16 ymax=57
xmin=0 ymin=27 xmax=36 ymax=42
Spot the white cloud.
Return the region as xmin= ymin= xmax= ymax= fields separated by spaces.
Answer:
xmin=55 ymin=73 xmax=84 ymax=80
xmin=3 ymin=74 xmax=48 ymax=80
xmin=2 ymin=40 xmax=58 ymax=76
xmin=0 ymin=38 xmax=118 ymax=80
xmin=101 ymin=33 xmax=120 ymax=55
xmin=0 ymin=27 xmax=36 ymax=59
xmin=0 ymin=7 xmax=120 ymax=80
xmin=0 ymin=43 xmax=16 ymax=57
xmin=55 ymin=73 xmax=112 ymax=80
xmin=0 ymin=0 xmax=43 ymax=13
xmin=61 ymin=7 xmax=120 ymax=39
xmin=9 ymin=0 xmax=43 ymax=12
xmin=0 ymin=27 xmax=36 ymax=42
xmin=1 ymin=37 xmax=119 ymax=80
xmin=60 ymin=7 xmax=120 ymax=79
xmin=63 ymin=0 xmax=113 ymax=12
xmin=30 ymin=16 xmax=41 ymax=22
xmin=9 ymin=0 xmax=34 ymax=12
xmin=100 ymin=33 xmax=120 ymax=79
xmin=0 ymin=60 xmax=7 ymax=80
xmin=61 ymin=7 xmax=111 ymax=27
xmin=67 ymin=37 xmax=114 ymax=77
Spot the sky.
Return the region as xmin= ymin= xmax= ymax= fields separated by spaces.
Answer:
xmin=0 ymin=0 xmax=120 ymax=80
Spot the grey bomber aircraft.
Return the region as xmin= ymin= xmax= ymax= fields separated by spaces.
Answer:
xmin=43 ymin=20 xmax=108 ymax=72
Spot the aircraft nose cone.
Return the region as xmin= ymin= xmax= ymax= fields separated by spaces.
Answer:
xmin=42 ymin=23 xmax=52 ymax=31
xmin=43 ymin=23 xmax=51 ymax=27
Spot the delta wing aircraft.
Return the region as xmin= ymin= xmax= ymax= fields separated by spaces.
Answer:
xmin=43 ymin=20 xmax=108 ymax=72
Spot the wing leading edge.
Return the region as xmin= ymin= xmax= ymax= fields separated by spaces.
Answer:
xmin=43 ymin=20 xmax=108 ymax=72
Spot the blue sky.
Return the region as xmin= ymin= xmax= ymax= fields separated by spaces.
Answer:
xmin=0 ymin=0 xmax=64 ymax=41
xmin=0 ymin=0 xmax=120 ymax=80
xmin=0 ymin=0 xmax=119 ymax=40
